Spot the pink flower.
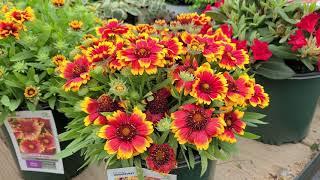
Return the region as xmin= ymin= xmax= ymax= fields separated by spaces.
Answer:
xmin=214 ymin=0 xmax=225 ymax=8
xmin=203 ymin=5 xmax=212 ymax=13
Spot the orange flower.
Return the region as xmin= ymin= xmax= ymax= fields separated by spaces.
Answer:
xmin=52 ymin=54 xmax=67 ymax=67
xmin=52 ymin=0 xmax=65 ymax=7
xmin=85 ymin=41 xmax=115 ymax=63
xmin=69 ymin=20 xmax=83 ymax=31
xmin=97 ymin=19 xmax=129 ymax=39
xmin=249 ymin=84 xmax=269 ymax=108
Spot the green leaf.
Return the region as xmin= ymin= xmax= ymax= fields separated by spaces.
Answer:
xmin=243 ymin=112 xmax=266 ymax=120
xmin=26 ymin=101 xmax=36 ymax=111
xmin=275 ymin=7 xmax=296 ymax=24
xmin=180 ymin=146 xmax=190 ymax=169
xmin=301 ymin=58 xmax=315 ymax=71
xmin=199 ymin=151 xmax=208 ymax=177
xmin=9 ymin=99 xmax=21 ymax=111
xmin=0 ymin=111 xmax=9 ymax=124
xmin=268 ymin=45 xmax=297 ymax=59
xmin=9 ymin=51 xmax=33 ymax=62
xmin=1 ymin=95 xmax=11 ymax=107
xmin=206 ymin=8 xmax=228 ymax=23
xmin=255 ymin=59 xmax=295 ymax=79
xmin=241 ymin=132 xmax=260 ymax=140
xmin=188 ymin=148 xmax=195 ymax=169
xmin=158 ymin=131 xmax=169 ymax=144
xmin=48 ymin=96 xmax=56 ymax=109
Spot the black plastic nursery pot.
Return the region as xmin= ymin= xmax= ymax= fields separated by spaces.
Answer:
xmin=2 ymin=109 xmax=86 ymax=180
xmin=172 ymin=158 xmax=216 ymax=180
xmin=248 ymin=73 xmax=320 ymax=145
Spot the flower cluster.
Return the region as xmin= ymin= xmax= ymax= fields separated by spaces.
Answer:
xmin=58 ymin=13 xmax=269 ymax=174
xmin=8 ymin=118 xmax=56 ymax=155
xmin=288 ymin=12 xmax=320 ymax=69
xmin=0 ymin=6 xmax=34 ymax=39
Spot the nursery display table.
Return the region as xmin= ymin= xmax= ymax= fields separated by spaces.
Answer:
xmin=1 ymin=103 xmax=320 ymax=180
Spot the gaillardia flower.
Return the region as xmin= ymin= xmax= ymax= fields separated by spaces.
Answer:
xmin=190 ymin=63 xmax=228 ymax=104
xmin=5 ymin=7 xmax=34 ymax=24
xmin=52 ymin=0 xmax=65 ymax=7
xmin=223 ymin=72 xmax=254 ymax=107
xmin=171 ymin=104 xmax=225 ymax=150
xmin=81 ymin=94 xmax=122 ymax=126
xmin=69 ymin=20 xmax=83 ymax=31
xmin=249 ymin=84 xmax=270 ymax=108
xmin=61 ymin=55 xmax=91 ymax=91
xmin=219 ymin=43 xmax=249 ymax=70
xmin=20 ymin=139 xmax=43 ymax=154
xmin=218 ymin=110 xmax=246 ymax=143
xmin=97 ymin=19 xmax=129 ymax=39
xmin=146 ymin=144 xmax=177 ymax=173
xmin=0 ymin=20 xmax=21 ymax=39
xmin=98 ymin=108 xmax=153 ymax=159
xmin=118 ymin=37 xmax=166 ymax=75
xmin=24 ymin=85 xmax=39 ymax=100
xmin=85 ymin=41 xmax=115 ymax=63
xmin=145 ymin=88 xmax=171 ymax=124
xmin=52 ymin=54 xmax=67 ymax=67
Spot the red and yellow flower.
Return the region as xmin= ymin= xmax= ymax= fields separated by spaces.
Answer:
xmin=118 ymin=36 xmax=166 ymax=75
xmin=61 ymin=55 xmax=91 ymax=91
xmin=0 ymin=20 xmax=21 ymax=39
xmin=20 ymin=139 xmax=43 ymax=154
xmin=218 ymin=109 xmax=246 ymax=143
xmin=171 ymin=104 xmax=225 ymax=150
xmin=172 ymin=56 xmax=198 ymax=95
xmin=223 ymin=72 xmax=254 ymax=106
xmin=134 ymin=24 xmax=157 ymax=34
xmin=81 ymin=94 xmax=123 ymax=126
xmin=5 ymin=7 xmax=34 ymax=24
xmin=97 ymin=19 xmax=129 ymax=39
xmin=85 ymin=41 xmax=115 ymax=63
xmin=160 ymin=37 xmax=184 ymax=62
xmin=219 ymin=43 xmax=249 ymax=70
xmin=52 ymin=54 xmax=67 ymax=67
xmin=98 ymin=108 xmax=153 ymax=159
xmin=146 ymin=144 xmax=177 ymax=173
xmin=249 ymin=84 xmax=270 ymax=108
xmin=190 ymin=63 xmax=228 ymax=104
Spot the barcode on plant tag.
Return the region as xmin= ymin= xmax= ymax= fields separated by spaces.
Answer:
xmin=41 ymin=160 xmax=57 ymax=170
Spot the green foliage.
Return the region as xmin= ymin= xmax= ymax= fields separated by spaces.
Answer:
xmin=92 ymin=0 xmax=173 ymax=23
xmin=185 ymin=0 xmax=216 ymax=9
xmin=0 ymin=0 xmax=98 ymax=122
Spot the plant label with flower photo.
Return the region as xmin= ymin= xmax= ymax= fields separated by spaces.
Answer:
xmin=4 ymin=110 xmax=64 ymax=174
xmin=107 ymin=167 xmax=177 ymax=180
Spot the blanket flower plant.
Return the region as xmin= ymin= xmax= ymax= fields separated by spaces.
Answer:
xmin=56 ymin=12 xmax=269 ymax=176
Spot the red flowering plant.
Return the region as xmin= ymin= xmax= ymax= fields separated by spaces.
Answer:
xmin=206 ymin=0 xmax=320 ymax=79
xmin=56 ymin=13 xmax=269 ymax=176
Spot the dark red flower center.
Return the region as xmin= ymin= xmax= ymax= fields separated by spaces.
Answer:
xmin=135 ymin=48 xmax=151 ymax=58
xmin=97 ymin=95 xmax=120 ymax=112
xmin=200 ymin=82 xmax=212 ymax=93
xmin=228 ymin=82 xmax=238 ymax=93
xmin=12 ymin=12 xmax=22 ymax=20
xmin=71 ymin=64 xmax=87 ymax=78
xmin=150 ymin=146 xmax=170 ymax=166
xmin=117 ymin=124 xmax=137 ymax=141
xmin=187 ymin=111 xmax=208 ymax=131
xmin=4 ymin=25 xmax=13 ymax=31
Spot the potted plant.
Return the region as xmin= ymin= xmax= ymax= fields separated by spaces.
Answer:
xmin=55 ymin=12 xmax=269 ymax=179
xmin=207 ymin=0 xmax=320 ymax=145
xmin=0 ymin=0 xmax=98 ymax=179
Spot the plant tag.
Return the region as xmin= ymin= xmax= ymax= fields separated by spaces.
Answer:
xmin=4 ymin=110 xmax=64 ymax=174
xmin=107 ymin=167 xmax=177 ymax=180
